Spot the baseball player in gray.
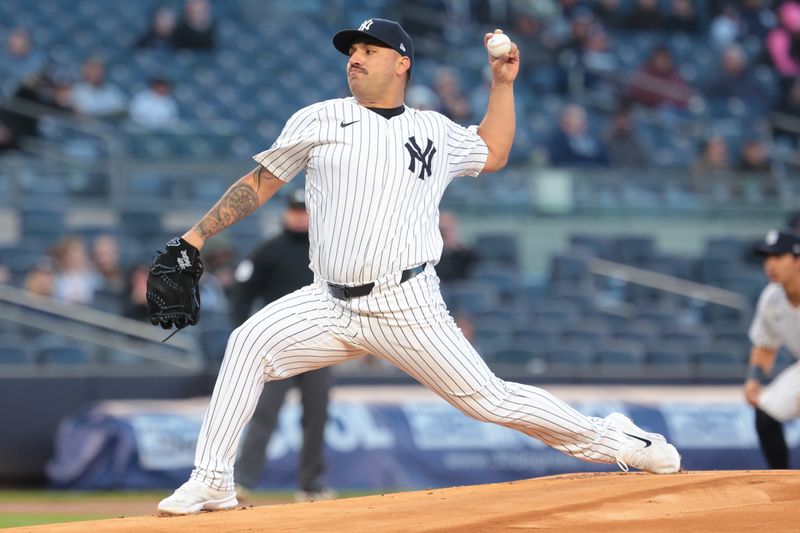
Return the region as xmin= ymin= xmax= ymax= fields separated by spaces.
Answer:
xmin=156 ymin=18 xmax=680 ymax=515
xmin=744 ymin=229 xmax=800 ymax=469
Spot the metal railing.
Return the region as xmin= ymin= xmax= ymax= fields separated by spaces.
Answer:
xmin=0 ymin=283 xmax=204 ymax=372
xmin=588 ymin=257 xmax=749 ymax=312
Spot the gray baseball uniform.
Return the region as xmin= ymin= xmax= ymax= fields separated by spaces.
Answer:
xmin=749 ymin=282 xmax=800 ymax=421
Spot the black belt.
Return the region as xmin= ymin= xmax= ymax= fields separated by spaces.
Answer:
xmin=327 ymin=264 xmax=426 ymax=300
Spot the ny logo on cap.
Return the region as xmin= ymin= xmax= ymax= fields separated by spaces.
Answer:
xmin=405 ymin=136 xmax=436 ymax=180
xmin=359 ymin=19 xmax=374 ymax=31
xmin=399 ymin=43 xmax=406 ymax=52
xmin=766 ymin=230 xmax=778 ymax=245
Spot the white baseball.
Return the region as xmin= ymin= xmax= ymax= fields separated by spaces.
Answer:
xmin=487 ymin=33 xmax=511 ymax=58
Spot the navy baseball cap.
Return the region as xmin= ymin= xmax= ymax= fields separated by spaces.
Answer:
xmin=754 ymin=229 xmax=800 ymax=256
xmin=287 ymin=188 xmax=306 ymax=209
xmin=332 ymin=18 xmax=414 ymax=72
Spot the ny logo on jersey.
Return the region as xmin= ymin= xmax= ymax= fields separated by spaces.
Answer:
xmin=405 ymin=136 xmax=436 ymax=180
xmin=359 ymin=19 xmax=374 ymax=31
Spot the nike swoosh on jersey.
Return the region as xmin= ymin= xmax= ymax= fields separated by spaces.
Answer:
xmin=623 ymin=431 xmax=652 ymax=448
xmin=340 ymin=120 xmax=359 ymax=128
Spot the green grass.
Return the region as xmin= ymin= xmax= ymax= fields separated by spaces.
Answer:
xmin=0 ymin=488 xmax=386 ymax=528
xmin=0 ymin=514 xmax=112 ymax=528
xmin=0 ymin=490 xmax=168 ymax=501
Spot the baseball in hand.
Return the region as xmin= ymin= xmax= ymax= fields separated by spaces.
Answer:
xmin=486 ymin=33 xmax=511 ymax=58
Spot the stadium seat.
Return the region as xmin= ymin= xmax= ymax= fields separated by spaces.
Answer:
xmin=0 ymin=344 xmax=33 ymax=364
xmin=20 ymin=208 xmax=67 ymax=244
xmin=38 ymin=345 xmax=93 ymax=364
xmin=595 ymin=339 xmax=647 ymax=367
xmin=646 ymin=349 xmax=692 ymax=371
xmin=201 ymin=327 xmax=232 ymax=363
xmin=119 ymin=208 xmax=165 ymax=240
xmin=474 ymin=232 xmax=519 ymax=268
xmin=613 ymin=235 xmax=655 ymax=266
xmin=546 ymin=340 xmax=595 ymax=367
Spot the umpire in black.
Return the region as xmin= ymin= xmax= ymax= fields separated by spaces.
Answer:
xmin=232 ymin=188 xmax=334 ymax=501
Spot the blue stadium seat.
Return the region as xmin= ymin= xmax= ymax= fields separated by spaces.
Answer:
xmin=546 ymin=341 xmax=595 ymax=367
xmin=119 ymin=208 xmax=165 ymax=240
xmin=201 ymin=327 xmax=232 ymax=363
xmin=474 ymin=233 xmax=519 ymax=268
xmin=20 ymin=207 xmax=67 ymax=244
xmin=595 ymin=339 xmax=647 ymax=366
xmin=0 ymin=344 xmax=33 ymax=364
xmin=443 ymin=281 xmax=499 ymax=315
xmin=613 ymin=235 xmax=656 ymax=266
xmin=646 ymin=348 xmax=692 ymax=370
xmin=568 ymin=234 xmax=614 ymax=259
xmin=38 ymin=345 xmax=92 ymax=364
xmin=549 ymin=253 xmax=590 ymax=284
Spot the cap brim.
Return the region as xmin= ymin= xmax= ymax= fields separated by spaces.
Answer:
xmin=332 ymin=29 xmax=400 ymax=56
xmin=753 ymin=244 xmax=783 ymax=257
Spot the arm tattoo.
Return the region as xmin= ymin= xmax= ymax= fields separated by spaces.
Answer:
xmin=253 ymin=165 xmax=280 ymax=191
xmin=192 ymin=183 xmax=259 ymax=240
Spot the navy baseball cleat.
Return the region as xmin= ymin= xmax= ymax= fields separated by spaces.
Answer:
xmin=157 ymin=479 xmax=237 ymax=515
xmin=606 ymin=412 xmax=681 ymax=474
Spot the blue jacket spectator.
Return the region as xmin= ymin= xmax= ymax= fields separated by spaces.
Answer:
xmin=705 ymin=45 xmax=764 ymax=104
xmin=547 ymin=103 xmax=609 ymax=167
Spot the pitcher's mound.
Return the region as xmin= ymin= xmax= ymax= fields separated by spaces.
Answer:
xmin=19 ymin=471 xmax=800 ymax=532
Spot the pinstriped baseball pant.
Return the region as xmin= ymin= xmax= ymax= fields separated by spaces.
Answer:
xmin=191 ymin=267 xmax=624 ymax=490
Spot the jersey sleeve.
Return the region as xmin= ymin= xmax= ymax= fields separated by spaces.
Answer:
xmin=748 ymin=286 xmax=781 ymax=349
xmin=252 ymin=104 xmax=321 ymax=183
xmin=445 ymin=121 xmax=489 ymax=179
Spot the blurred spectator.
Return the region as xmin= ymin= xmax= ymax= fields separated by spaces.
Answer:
xmin=691 ymin=136 xmax=733 ymax=195
xmin=405 ymin=84 xmax=440 ymax=111
xmin=437 ymin=211 xmax=479 ymax=283
xmin=123 ymin=264 xmax=150 ymax=321
xmin=581 ymin=28 xmax=619 ymax=92
xmin=704 ymin=44 xmax=763 ymax=103
xmin=469 ymin=0 xmax=513 ymax=26
xmin=202 ymin=238 xmax=238 ymax=297
xmin=23 ymin=262 xmax=55 ymax=298
xmin=737 ymin=138 xmax=771 ymax=173
xmin=172 ymin=0 xmax=216 ymax=50
xmin=129 ymin=78 xmax=179 ymax=129
xmin=0 ymin=27 xmax=44 ymax=98
xmin=787 ymin=211 xmax=800 ymax=234
xmin=605 ymin=104 xmax=648 ymax=168
xmin=48 ymin=235 xmax=101 ymax=305
xmin=625 ymin=0 xmax=666 ymax=31
xmin=396 ymin=0 xmax=448 ymax=44
xmin=509 ymin=10 xmax=560 ymax=91
xmin=710 ymin=6 xmax=742 ymax=49
xmin=628 ymin=46 xmax=692 ymax=110
xmin=738 ymin=0 xmax=775 ymax=41
xmin=546 ymin=103 xmax=609 ymax=167
xmin=737 ymin=137 xmax=776 ymax=198
xmin=0 ymin=118 xmax=17 ymax=152
xmin=772 ymin=78 xmax=800 ymax=144
xmin=91 ymin=234 xmax=124 ymax=295
xmin=666 ymin=0 xmax=701 ymax=33
xmin=71 ymin=58 xmax=127 ymax=118
xmin=433 ymin=67 xmax=473 ymax=123
xmin=0 ymin=264 xmax=10 ymax=285
xmin=593 ymin=0 xmax=626 ymax=29
xmin=555 ymin=8 xmax=594 ymax=57
xmin=767 ymin=1 xmax=800 ymax=78
xmin=135 ymin=6 xmax=177 ymax=50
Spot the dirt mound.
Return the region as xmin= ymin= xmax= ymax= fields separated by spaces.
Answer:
xmin=12 ymin=471 xmax=800 ymax=532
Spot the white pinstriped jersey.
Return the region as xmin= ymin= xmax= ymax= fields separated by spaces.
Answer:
xmin=252 ymin=96 xmax=489 ymax=285
xmin=749 ymin=283 xmax=800 ymax=359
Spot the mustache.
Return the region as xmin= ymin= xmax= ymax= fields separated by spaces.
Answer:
xmin=348 ymin=65 xmax=366 ymax=75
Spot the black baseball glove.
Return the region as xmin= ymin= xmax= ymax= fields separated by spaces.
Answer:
xmin=146 ymin=237 xmax=204 ymax=330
